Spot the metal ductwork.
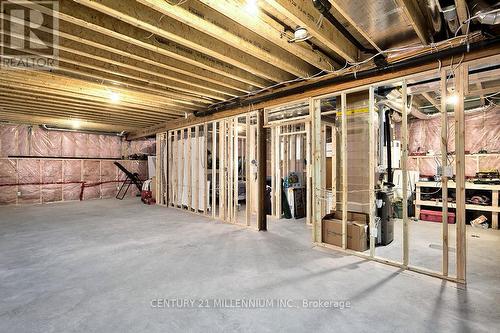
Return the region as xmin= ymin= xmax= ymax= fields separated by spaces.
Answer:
xmin=470 ymin=0 xmax=500 ymax=25
xmin=422 ymin=0 xmax=443 ymax=36
xmin=41 ymin=125 xmax=126 ymax=137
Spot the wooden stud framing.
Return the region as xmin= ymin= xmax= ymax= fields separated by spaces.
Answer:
xmin=246 ymin=114 xmax=251 ymax=227
xmin=341 ymin=93 xmax=348 ymax=250
xmin=402 ymin=81 xmax=409 ymax=266
xmin=368 ymin=87 xmax=376 ymax=257
xmin=455 ymin=64 xmax=467 ymax=284
xmin=440 ymin=69 xmax=449 ymax=276
xmin=212 ymin=122 xmax=217 ymax=219
xmin=257 ymin=110 xmax=267 ymax=231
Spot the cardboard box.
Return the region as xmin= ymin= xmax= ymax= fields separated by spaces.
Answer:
xmin=322 ymin=211 xmax=368 ymax=252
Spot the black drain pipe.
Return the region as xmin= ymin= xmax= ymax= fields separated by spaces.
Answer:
xmin=385 ymin=110 xmax=394 ymax=187
xmin=199 ymin=37 xmax=500 ymax=117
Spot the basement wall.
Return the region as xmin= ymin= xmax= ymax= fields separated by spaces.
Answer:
xmin=0 ymin=124 xmax=155 ymax=205
xmin=405 ymin=107 xmax=500 ymax=177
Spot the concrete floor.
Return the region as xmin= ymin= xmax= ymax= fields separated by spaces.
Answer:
xmin=1 ymin=199 xmax=499 ymax=332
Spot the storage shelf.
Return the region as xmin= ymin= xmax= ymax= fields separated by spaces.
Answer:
xmin=416 ymin=181 xmax=499 ymax=229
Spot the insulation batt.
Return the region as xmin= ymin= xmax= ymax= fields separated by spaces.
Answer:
xmin=0 ymin=124 xmax=153 ymax=205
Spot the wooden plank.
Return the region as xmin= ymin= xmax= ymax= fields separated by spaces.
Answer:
xmin=246 ymin=114 xmax=251 ymax=227
xmin=128 ymin=48 xmax=500 ymax=139
xmin=265 ymin=0 xmax=358 ymax=62
xmin=454 ymin=0 xmax=469 ymax=35
xmin=204 ymin=123 xmax=209 ymax=215
xmin=270 ymin=126 xmax=276 ymax=217
xmin=212 ymin=122 xmax=217 ymax=219
xmin=234 ymin=118 xmax=239 ymax=223
xmin=199 ymin=0 xmax=334 ymax=71
xmin=73 ymin=0 xmax=293 ymax=83
xmin=492 ymin=190 xmax=499 ymax=229
xmin=402 ymin=81 xmax=409 ymax=266
xmin=257 ymin=110 xmax=267 ymax=231
xmin=194 ymin=126 xmax=200 ymax=212
xmin=26 ymin=0 xmax=269 ymax=89
xmin=219 ymin=120 xmax=226 ymax=221
xmin=137 ymin=0 xmax=316 ymax=77
xmin=179 ymin=130 xmax=185 ymax=208
xmin=440 ymin=69 xmax=449 ymax=276
xmin=368 ymin=87 xmax=376 ymax=257
xmin=455 ymin=64 xmax=467 ymax=284
xmin=341 ymin=93 xmax=347 ymax=250
xmin=395 ymin=0 xmax=430 ymax=44
xmin=312 ymin=98 xmax=322 ymax=242
xmin=306 ymin=121 xmax=312 ymax=225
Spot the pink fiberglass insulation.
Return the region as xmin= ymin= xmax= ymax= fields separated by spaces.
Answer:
xmin=42 ymin=160 xmax=63 ymax=203
xmin=479 ymin=155 xmax=500 ymax=171
xmin=82 ymin=160 xmax=101 ymax=200
xmin=0 ymin=124 xmax=17 ymax=156
xmin=63 ymin=160 xmax=82 ymax=201
xmin=408 ymin=107 xmax=500 ymax=154
xmin=101 ymin=160 xmax=118 ymax=198
xmin=0 ymin=159 xmax=17 ymax=205
xmin=61 ymin=132 xmax=78 ymax=157
xmin=74 ymin=133 xmax=89 ymax=158
xmin=17 ymin=159 xmax=41 ymax=204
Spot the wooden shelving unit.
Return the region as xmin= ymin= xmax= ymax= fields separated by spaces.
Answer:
xmin=415 ymin=181 xmax=500 ymax=229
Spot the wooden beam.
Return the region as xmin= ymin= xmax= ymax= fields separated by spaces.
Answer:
xmin=55 ymin=21 xmax=253 ymax=93
xmin=0 ymin=95 xmax=173 ymax=124
xmin=257 ymin=110 xmax=267 ymax=231
xmin=455 ymin=64 xmax=467 ymax=284
xmin=0 ymin=87 xmax=181 ymax=119
xmin=128 ymin=47 xmax=500 ymax=139
xmin=402 ymin=81 xmax=409 ymax=266
xmin=72 ymin=0 xmax=293 ymax=83
xmin=0 ymin=16 xmax=239 ymax=99
xmin=421 ymin=92 xmax=440 ymax=111
xmin=0 ymin=111 xmax=138 ymax=132
xmin=455 ymin=0 xmax=469 ymax=35
xmin=0 ymin=69 xmax=193 ymax=112
xmin=341 ymin=92 xmax=347 ymax=249
xmin=0 ymin=102 xmax=160 ymax=128
xmin=395 ymin=0 xmax=430 ymax=44
xmin=137 ymin=0 xmax=317 ymax=77
xmin=264 ymin=0 xmax=358 ymax=62
xmin=440 ymin=69 xmax=449 ymax=276
xmin=27 ymin=0 xmax=270 ymax=89
xmin=328 ymin=0 xmax=382 ymax=52
xmin=199 ymin=0 xmax=335 ymax=71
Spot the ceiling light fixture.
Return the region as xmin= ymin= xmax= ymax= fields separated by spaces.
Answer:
xmin=446 ymin=93 xmax=459 ymax=105
xmin=288 ymin=27 xmax=311 ymax=43
xmin=244 ymin=0 xmax=259 ymax=16
xmin=109 ymin=91 xmax=120 ymax=103
xmin=71 ymin=119 xmax=81 ymax=129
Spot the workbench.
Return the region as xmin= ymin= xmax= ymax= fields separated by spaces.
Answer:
xmin=415 ymin=181 xmax=500 ymax=229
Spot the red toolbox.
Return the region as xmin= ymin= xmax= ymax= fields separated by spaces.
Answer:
xmin=420 ymin=209 xmax=456 ymax=224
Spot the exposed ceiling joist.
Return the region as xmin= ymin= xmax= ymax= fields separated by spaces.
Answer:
xmin=137 ymin=0 xmax=318 ymax=77
xmin=395 ymin=0 xmax=430 ymax=45
xmin=263 ymin=0 xmax=359 ymax=62
xmin=72 ymin=0 xmax=294 ymax=83
xmin=198 ymin=0 xmax=335 ymax=71
xmin=327 ymin=0 xmax=382 ymax=52
xmin=0 ymin=112 xmax=138 ymax=132
xmin=27 ymin=0 xmax=270 ymax=89
xmin=0 ymin=91 xmax=175 ymax=122
xmin=454 ymin=0 xmax=469 ymax=35
xmin=0 ymin=70 xmax=194 ymax=113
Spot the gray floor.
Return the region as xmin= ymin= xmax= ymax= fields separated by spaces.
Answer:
xmin=1 ymin=199 xmax=499 ymax=332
